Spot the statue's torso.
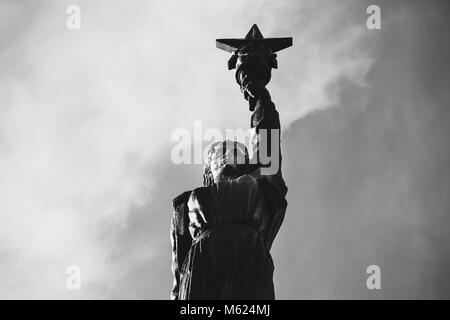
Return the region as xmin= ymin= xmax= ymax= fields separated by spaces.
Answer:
xmin=173 ymin=173 xmax=287 ymax=299
xmin=187 ymin=172 xmax=287 ymax=251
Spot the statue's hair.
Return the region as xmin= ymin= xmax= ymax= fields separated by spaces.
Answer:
xmin=203 ymin=140 xmax=250 ymax=187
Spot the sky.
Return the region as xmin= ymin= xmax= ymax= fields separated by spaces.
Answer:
xmin=0 ymin=0 xmax=449 ymax=299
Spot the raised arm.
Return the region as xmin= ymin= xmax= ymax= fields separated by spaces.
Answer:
xmin=238 ymin=68 xmax=288 ymax=251
xmin=237 ymin=69 xmax=283 ymax=179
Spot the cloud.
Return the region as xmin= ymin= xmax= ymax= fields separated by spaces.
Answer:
xmin=274 ymin=0 xmax=450 ymax=299
xmin=0 ymin=0 xmax=377 ymax=298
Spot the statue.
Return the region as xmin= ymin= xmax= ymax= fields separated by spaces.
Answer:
xmin=170 ymin=25 xmax=292 ymax=300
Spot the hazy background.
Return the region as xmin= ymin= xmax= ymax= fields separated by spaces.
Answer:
xmin=0 ymin=0 xmax=449 ymax=299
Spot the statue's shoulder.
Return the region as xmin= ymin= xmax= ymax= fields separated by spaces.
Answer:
xmin=188 ymin=186 xmax=212 ymax=209
xmin=171 ymin=190 xmax=192 ymax=236
xmin=172 ymin=190 xmax=192 ymax=212
xmin=190 ymin=186 xmax=210 ymax=198
xmin=248 ymin=170 xmax=288 ymax=199
xmin=172 ymin=187 xmax=211 ymax=212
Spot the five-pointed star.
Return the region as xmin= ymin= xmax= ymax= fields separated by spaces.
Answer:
xmin=216 ymin=24 xmax=293 ymax=53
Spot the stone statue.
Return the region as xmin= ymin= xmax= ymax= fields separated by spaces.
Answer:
xmin=170 ymin=25 xmax=292 ymax=300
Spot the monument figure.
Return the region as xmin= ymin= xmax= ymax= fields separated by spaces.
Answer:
xmin=170 ymin=24 xmax=292 ymax=299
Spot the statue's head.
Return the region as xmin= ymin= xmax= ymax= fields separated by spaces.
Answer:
xmin=203 ymin=140 xmax=250 ymax=186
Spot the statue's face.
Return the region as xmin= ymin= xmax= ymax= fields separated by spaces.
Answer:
xmin=207 ymin=141 xmax=248 ymax=182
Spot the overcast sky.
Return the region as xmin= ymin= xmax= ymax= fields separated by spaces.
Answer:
xmin=0 ymin=0 xmax=449 ymax=299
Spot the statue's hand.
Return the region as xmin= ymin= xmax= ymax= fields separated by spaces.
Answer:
xmin=238 ymin=70 xmax=270 ymax=102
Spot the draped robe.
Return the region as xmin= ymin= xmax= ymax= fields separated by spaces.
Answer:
xmin=170 ymin=94 xmax=287 ymax=299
